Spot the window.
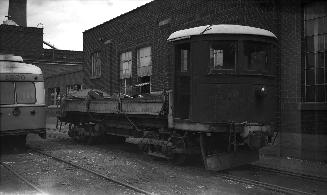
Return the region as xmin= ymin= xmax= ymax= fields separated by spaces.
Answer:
xmin=16 ymin=82 xmax=36 ymax=104
xmin=137 ymin=47 xmax=152 ymax=77
xmin=209 ymin=41 xmax=236 ymax=70
xmin=120 ymin=51 xmax=132 ymax=79
xmin=244 ymin=41 xmax=270 ymax=72
xmin=91 ymin=52 xmax=101 ymax=78
xmin=178 ymin=44 xmax=190 ymax=72
xmin=0 ymin=82 xmax=15 ymax=105
xmin=0 ymin=82 xmax=36 ymax=105
xmin=304 ymin=2 xmax=327 ymax=102
xmin=120 ymin=78 xmax=133 ymax=95
xmin=136 ymin=76 xmax=151 ymax=94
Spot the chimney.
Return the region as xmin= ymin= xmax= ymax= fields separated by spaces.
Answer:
xmin=8 ymin=0 xmax=27 ymax=27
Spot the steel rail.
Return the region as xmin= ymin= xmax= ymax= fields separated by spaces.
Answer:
xmin=249 ymin=164 xmax=327 ymax=183
xmin=0 ymin=162 xmax=47 ymax=194
xmin=28 ymin=147 xmax=153 ymax=195
xmin=218 ymin=173 xmax=314 ymax=195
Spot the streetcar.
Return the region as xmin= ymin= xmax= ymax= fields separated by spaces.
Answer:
xmin=0 ymin=54 xmax=46 ymax=147
xmin=59 ymin=24 xmax=278 ymax=170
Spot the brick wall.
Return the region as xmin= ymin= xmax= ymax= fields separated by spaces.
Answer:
xmin=279 ymin=1 xmax=327 ymax=161
xmin=0 ymin=25 xmax=43 ymax=60
xmin=83 ymin=0 xmax=279 ymax=95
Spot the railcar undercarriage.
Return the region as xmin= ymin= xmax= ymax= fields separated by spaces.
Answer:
xmin=58 ymin=90 xmax=272 ymax=170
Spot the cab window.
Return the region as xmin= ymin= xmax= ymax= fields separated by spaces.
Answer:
xmin=209 ymin=41 xmax=237 ymax=70
xmin=176 ymin=44 xmax=190 ymax=73
xmin=243 ymin=41 xmax=270 ymax=72
xmin=0 ymin=82 xmax=15 ymax=105
xmin=16 ymin=82 xmax=36 ymax=104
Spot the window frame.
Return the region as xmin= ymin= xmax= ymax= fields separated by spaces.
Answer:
xmin=15 ymin=81 xmax=37 ymax=104
xmin=0 ymin=81 xmax=15 ymax=105
xmin=120 ymin=51 xmax=133 ymax=79
xmin=137 ymin=46 xmax=152 ymax=77
xmin=0 ymin=81 xmax=37 ymax=105
xmin=303 ymin=2 xmax=327 ymax=103
xmin=208 ymin=40 xmax=238 ymax=72
xmin=91 ymin=51 xmax=102 ymax=79
xmin=242 ymin=40 xmax=273 ymax=74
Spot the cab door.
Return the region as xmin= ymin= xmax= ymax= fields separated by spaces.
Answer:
xmin=174 ymin=43 xmax=191 ymax=119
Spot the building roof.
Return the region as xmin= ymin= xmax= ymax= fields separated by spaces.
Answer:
xmin=167 ymin=24 xmax=277 ymax=41
xmin=0 ymin=54 xmax=42 ymax=74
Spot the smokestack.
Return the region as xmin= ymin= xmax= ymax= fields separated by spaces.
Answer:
xmin=8 ymin=0 xmax=27 ymax=27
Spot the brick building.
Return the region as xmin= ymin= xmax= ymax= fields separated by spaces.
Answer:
xmin=0 ymin=24 xmax=84 ymax=106
xmin=83 ymin=0 xmax=327 ymax=161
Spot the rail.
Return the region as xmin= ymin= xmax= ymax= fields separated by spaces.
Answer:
xmin=0 ymin=161 xmax=46 ymax=194
xmin=28 ymin=147 xmax=154 ymax=195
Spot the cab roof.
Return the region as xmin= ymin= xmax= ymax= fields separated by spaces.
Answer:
xmin=0 ymin=54 xmax=42 ymax=75
xmin=167 ymin=24 xmax=277 ymax=42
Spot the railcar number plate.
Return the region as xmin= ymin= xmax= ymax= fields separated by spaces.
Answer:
xmin=5 ymin=74 xmax=26 ymax=81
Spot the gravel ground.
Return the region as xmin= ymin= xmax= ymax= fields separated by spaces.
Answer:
xmin=0 ymin=164 xmax=40 ymax=195
xmin=25 ymin=130 xmax=275 ymax=195
xmin=1 ymin=151 xmax=139 ymax=195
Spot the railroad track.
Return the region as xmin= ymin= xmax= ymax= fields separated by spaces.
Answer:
xmin=28 ymin=147 xmax=154 ymax=195
xmin=217 ymin=173 xmax=315 ymax=195
xmin=249 ymin=164 xmax=327 ymax=183
xmin=0 ymin=161 xmax=46 ymax=195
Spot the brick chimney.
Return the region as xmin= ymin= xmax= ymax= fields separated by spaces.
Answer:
xmin=8 ymin=0 xmax=27 ymax=27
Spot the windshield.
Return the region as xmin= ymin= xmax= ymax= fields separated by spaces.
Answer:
xmin=16 ymin=82 xmax=36 ymax=104
xmin=0 ymin=82 xmax=15 ymax=105
xmin=209 ymin=41 xmax=237 ymax=70
xmin=243 ymin=41 xmax=270 ymax=72
xmin=0 ymin=81 xmax=36 ymax=105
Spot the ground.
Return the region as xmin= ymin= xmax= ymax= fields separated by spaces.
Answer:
xmin=0 ymin=116 xmax=326 ymax=194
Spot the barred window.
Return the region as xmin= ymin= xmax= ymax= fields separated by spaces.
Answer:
xmin=120 ymin=51 xmax=132 ymax=79
xmin=304 ymin=2 xmax=327 ymax=102
xmin=91 ymin=52 xmax=101 ymax=78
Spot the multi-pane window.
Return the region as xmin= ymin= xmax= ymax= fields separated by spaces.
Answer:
xmin=304 ymin=2 xmax=327 ymax=102
xmin=209 ymin=41 xmax=236 ymax=70
xmin=0 ymin=82 xmax=36 ymax=105
xmin=137 ymin=47 xmax=152 ymax=94
xmin=137 ymin=47 xmax=152 ymax=77
xmin=120 ymin=51 xmax=132 ymax=79
xmin=91 ymin=52 xmax=101 ymax=78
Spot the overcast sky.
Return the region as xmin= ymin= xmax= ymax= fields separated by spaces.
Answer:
xmin=0 ymin=0 xmax=152 ymax=51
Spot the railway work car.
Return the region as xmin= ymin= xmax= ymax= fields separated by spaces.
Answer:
xmin=59 ymin=24 xmax=278 ymax=170
xmin=0 ymin=54 xmax=46 ymax=147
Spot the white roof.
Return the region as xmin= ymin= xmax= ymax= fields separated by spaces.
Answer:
xmin=0 ymin=54 xmax=42 ymax=74
xmin=167 ymin=24 xmax=277 ymax=41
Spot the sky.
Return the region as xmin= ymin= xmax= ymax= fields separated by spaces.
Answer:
xmin=0 ymin=0 xmax=152 ymax=51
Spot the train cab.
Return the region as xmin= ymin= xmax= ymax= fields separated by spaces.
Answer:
xmin=168 ymin=24 xmax=278 ymax=133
